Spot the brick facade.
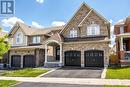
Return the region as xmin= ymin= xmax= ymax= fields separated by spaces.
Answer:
xmin=9 ymin=49 xmax=44 ymax=67
xmin=62 ymin=41 xmax=109 ymax=67
xmin=8 ymin=3 xmax=110 ymax=68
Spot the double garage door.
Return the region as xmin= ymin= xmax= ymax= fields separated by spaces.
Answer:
xmin=65 ymin=50 xmax=104 ymax=67
xmin=11 ymin=55 xmax=36 ymax=68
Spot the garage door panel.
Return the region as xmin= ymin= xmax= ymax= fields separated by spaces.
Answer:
xmin=65 ymin=51 xmax=81 ymax=66
xmin=11 ymin=55 xmax=21 ymax=68
xmin=85 ymin=50 xmax=104 ymax=67
xmin=23 ymin=55 xmax=36 ymax=68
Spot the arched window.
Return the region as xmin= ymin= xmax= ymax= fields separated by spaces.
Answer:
xmin=87 ymin=24 xmax=100 ymax=36
xmin=16 ymin=32 xmax=23 ymax=44
xmin=69 ymin=28 xmax=77 ymax=38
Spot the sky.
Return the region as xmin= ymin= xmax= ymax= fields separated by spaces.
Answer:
xmin=0 ymin=0 xmax=130 ymax=46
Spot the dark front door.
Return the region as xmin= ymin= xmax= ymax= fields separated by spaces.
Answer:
xmin=84 ymin=50 xmax=104 ymax=67
xmin=11 ymin=55 xmax=21 ymax=68
xmin=56 ymin=46 xmax=60 ymax=60
xmin=23 ymin=55 xmax=36 ymax=68
xmin=65 ymin=51 xmax=81 ymax=66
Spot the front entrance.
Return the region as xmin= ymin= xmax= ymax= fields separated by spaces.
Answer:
xmin=84 ymin=50 xmax=104 ymax=67
xmin=23 ymin=55 xmax=36 ymax=68
xmin=65 ymin=51 xmax=81 ymax=66
xmin=56 ymin=46 xmax=60 ymax=60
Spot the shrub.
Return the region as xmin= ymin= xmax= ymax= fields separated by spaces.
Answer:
xmin=109 ymin=54 xmax=119 ymax=66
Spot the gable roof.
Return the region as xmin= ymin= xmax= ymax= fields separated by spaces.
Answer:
xmin=9 ymin=22 xmax=64 ymax=36
xmin=60 ymin=2 xmax=110 ymax=33
xmin=9 ymin=22 xmax=36 ymax=36
xmin=45 ymin=33 xmax=63 ymax=43
xmin=31 ymin=26 xmax=64 ymax=35
xmin=79 ymin=9 xmax=110 ymax=26
xmin=60 ymin=2 xmax=91 ymax=33
xmin=115 ymin=20 xmax=125 ymax=26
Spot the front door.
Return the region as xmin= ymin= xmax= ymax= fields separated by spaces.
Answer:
xmin=56 ymin=46 xmax=60 ymax=60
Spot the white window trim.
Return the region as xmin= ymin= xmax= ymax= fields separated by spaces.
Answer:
xmin=87 ymin=24 xmax=100 ymax=36
xmin=16 ymin=32 xmax=23 ymax=44
xmin=69 ymin=28 xmax=78 ymax=38
xmin=120 ymin=26 xmax=124 ymax=34
xmin=33 ymin=36 xmax=41 ymax=44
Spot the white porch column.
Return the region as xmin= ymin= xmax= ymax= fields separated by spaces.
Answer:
xmin=120 ymin=37 xmax=124 ymax=51
xmin=60 ymin=43 xmax=62 ymax=66
xmin=45 ymin=44 xmax=48 ymax=63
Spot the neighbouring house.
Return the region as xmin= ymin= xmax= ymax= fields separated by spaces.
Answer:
xmin=114 ymin=16 xmax=130 ymax=67
xmin=8 ymin=3 xmax=110 ymax=68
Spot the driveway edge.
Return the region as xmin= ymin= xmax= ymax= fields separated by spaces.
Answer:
xmin=101 ymin=67 xmax=107 ymax=79
xmin=36 ymin=68 xmax=59 ymax=78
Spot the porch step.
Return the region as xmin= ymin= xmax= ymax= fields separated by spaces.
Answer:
xmin=44 ymin=62 xmax=62 ymax=68
xmin=120 ymin=60 xmax=130 ymax=67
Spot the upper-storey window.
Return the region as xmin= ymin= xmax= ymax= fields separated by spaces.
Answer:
xmin=69 ymin=28 xmax=77 ymax=38
xmin=33 ymin=36 xmax=40 ymax=44
xmin=16 ymin=32 xmax=23 ymax=44
xmin=120 ymin=26 xmax=124 ymax=34
xmin=87 ymin=24 xmax=100 ymax=36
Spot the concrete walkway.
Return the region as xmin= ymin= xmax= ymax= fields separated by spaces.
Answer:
xmin=0 ymin=77 xmax=130 ymax=86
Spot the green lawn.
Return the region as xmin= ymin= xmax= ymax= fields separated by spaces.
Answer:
xmin=105 ymin=86 xmax=130 ymax=87
xmin=0 ymin=80 xmax=18 ymax=87
xmin=1 ymin=68 xmax=48 ymax=77
xmin=106 ymin=67 xmax=130 ymax=79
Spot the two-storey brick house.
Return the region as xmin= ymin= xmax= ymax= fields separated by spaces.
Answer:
xmin=8 ymin=3 xmax=110 ymax=68
xmin=114 ymin=16 xmax=130 ymax=66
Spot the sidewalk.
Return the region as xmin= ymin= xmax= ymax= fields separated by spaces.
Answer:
xmin=0 ymin=77 xmax=130 ymax=86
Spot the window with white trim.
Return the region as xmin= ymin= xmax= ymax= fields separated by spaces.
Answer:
xmin=33 ymin=36 xmax=40 ymax=44
xmin=16 ymin=32 xmax=23 ymax=44
xmin=69 ymin=29 xmax=77 ymax=38
xmin=120 ymin=26 xmax=124 ymax=34
xmin=87 ymin=24 xmax=100 ymax=36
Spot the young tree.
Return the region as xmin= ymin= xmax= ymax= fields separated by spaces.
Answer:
xmin=0 ymin=28 xmax=10 ymax=59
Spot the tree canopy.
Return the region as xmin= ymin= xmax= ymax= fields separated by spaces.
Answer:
xmin=0 ymin=28 xmax=10 ymax=59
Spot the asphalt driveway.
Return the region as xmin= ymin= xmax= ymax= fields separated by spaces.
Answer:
xmin=42 ymin=67 xmax=103 ymax=78
xmin=14 ymin=82 xmax=103 ymax=87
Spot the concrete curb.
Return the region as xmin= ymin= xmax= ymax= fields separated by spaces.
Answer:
xmin=1 ymin=77 xmax=130 ymax=86
xmin=101 ymin=67 xmax=107 ymax=79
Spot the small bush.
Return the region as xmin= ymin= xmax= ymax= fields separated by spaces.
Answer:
xmin=109 ymin=54 xmax=119 ymax=67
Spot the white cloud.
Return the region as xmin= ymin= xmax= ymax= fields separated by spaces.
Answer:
xmin=109 ymin=19 xmax=113 ymax=24
xmin=51 ymin=21 xmax=65 ymax=26
xmin=36 ymin=0 xmax=44 ymax=4
xmin=2 ymin=30 xmax=9 ymax=33
xmin=32 ymin=21 xmax=43 ymax=28
xmin=1 ymin=16 xmax=24 ymax=28
xmin=117 ymin=19 xmax=124 ymax=23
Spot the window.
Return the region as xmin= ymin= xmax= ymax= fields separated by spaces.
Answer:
xmin=120 ymin=26 xmax=124 ymax=34
xmin=16 ymin=32 xmax=23 ymax=44
xmin=87 ymin=24 xmax=100 ymax=36
xmin=33 ymin=36 xmax=40 ymax=44
xmin=69 ymin=29 xmax=77 ymax=38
